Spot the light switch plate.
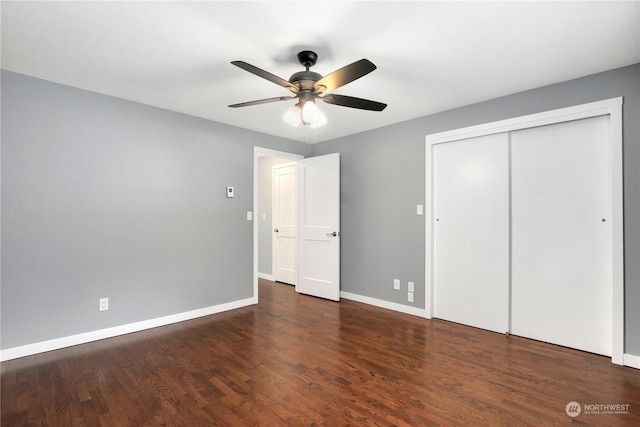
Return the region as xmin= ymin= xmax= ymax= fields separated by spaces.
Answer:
xmin=417 ymin=204 xmax=424 ymax=215
xmin=226 ymin=186 xmax=234 ymax=198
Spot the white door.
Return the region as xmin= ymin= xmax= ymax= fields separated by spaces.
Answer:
xmin=273 ymin=162 xmax=297 ymax=285
xmin=510 ymin=116 xmax=612 ymax=356
xmin=433 ymin=133 xmax=510 ymax=333
xmin=297 ymin=153 xmax=340 ymax=301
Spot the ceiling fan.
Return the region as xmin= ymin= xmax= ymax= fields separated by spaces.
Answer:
xmin=228 ymin=50 xmax=387 ymax=126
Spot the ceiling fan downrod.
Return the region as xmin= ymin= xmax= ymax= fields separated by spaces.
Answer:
xmin=289 ymin=51 xmax=323 ymax=90
xmin=298 ymin=50 xmax=318 ymax=70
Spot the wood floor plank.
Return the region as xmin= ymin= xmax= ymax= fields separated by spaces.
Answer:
xmin=3 ymin=278 xmax=640 ymax=426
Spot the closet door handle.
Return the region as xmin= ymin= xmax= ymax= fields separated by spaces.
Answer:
xmin=274 ymin=228 xmax=279 ymax=233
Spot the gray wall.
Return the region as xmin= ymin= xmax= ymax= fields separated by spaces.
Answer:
xmin=0 ymin=70 xmax=309 ymax=349
xmin=311 ymin=63 xmax=640 ymax=356
xmin=3 ymin=64 xmax=639 ymax=357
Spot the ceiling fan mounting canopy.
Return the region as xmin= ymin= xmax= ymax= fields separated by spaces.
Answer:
xmin=228 ymin=50 xmax=387 ymax=120
xmin=298 ymin=50 xmax=318 ymax=68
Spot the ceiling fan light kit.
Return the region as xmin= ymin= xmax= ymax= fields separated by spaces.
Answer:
xmin=229 ymin=50 xmax=386 ymax=127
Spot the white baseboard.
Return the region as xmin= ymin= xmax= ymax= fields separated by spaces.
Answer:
xmin=340 ymin=292 xmax=640 ymax=369
xmin=340 ymin=291 xmax=427 ymax=318
xmin=0 ymin=297 xmax=257 ymax=362
xmin=6 ymin=292 xmax=633 ymax=368
xmin=624 ymin=353 xmax=640 ymax=369
xmin=258 ymin=272 xmax=275 ymax=281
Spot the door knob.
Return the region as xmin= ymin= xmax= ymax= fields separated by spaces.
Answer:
xmin=274 ymin=228 xmax=279 ymax=233
xmin=326 ymin=231 xmax=338 ymax=237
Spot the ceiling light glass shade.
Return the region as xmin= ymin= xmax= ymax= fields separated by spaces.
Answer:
xmin=310 ymin=110 xmax=327 ymax=128
xmin=283 ymin=103 xmax=327 ymax=128
xmin=301 ymin=99 xmax=318 ymax=125
xmin=283 ymin=107 xmax=301 ymax=127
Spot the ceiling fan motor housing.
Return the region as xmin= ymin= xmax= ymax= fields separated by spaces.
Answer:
xmin=289 ymin=70 xmax=322 ymax=89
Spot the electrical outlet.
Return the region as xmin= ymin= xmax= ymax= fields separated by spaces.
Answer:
xmin=99 ymin=298 xmax=109 ymax=311
xmin=393 ymin=279 xmax=400 ymax=290
xmin=408 ymin=292 xmax=414 ymax=303
xmin=408 ymin=281 xmax=415 ymax=293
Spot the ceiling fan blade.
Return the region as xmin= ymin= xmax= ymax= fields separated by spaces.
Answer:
xmin=314 ymin=59 xmax=377 ymax=93
xmin=231 ymin=61 xmax=298 ymax=93
xmin=228 ymin=96 xmax=296 ymax=108
xmin=321 ymin=94 xmax=387 ymax=111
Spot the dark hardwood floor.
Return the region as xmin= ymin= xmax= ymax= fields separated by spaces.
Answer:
xmin=2 ymin=279 xmax=640 ymax=426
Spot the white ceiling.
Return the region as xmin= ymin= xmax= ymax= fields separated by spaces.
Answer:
xmin=2 ymin=1 xmax=639 ymax=143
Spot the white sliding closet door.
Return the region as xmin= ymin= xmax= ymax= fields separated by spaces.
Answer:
xmin=510 ymin=116 xmax=612 ymax=356
xmin=433 ymin=133 xmax=510 ymax=333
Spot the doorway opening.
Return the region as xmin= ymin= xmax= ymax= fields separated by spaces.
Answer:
xmin=254 ymin=147 xmax=342 ymax=302
xmin=253 ymin=147 xmax=304 ymax=302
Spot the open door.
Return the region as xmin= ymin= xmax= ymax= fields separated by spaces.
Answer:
xmin=297 ymin=153 xmax=340 ymax=301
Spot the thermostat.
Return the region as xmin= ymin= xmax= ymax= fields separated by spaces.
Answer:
xmin=226 ymin=186 xmax=234 ymax=198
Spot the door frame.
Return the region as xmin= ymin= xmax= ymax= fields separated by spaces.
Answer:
xmin=425 ymin=97 xmax=624 ymax=364
xmin=254 ymin=147 xmax=304 ymax=302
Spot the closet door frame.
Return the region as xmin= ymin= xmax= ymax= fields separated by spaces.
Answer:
xmin=424 ymin=97 xmax=623 ymax=365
